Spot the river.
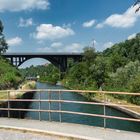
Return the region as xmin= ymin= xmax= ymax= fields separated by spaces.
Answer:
xmin=23 ymin=82 xmax=140 ymax=132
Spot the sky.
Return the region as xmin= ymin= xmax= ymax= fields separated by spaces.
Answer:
xmin=0 ymin=0 xmax=140 ymax=67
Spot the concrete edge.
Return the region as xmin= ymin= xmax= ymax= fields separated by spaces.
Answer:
xmin=0 ymin=125 xmax=94 ymax=140
xmin=93 ymin=99 xmax=140 ymax=119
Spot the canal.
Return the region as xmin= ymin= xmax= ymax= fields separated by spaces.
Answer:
xmin=24 ymin=82 xmax=140 ymax=132
xmin=0 ymin=82 xmax=140 ymax=132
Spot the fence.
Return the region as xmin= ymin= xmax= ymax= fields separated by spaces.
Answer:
xmin=0 ymin=89 xmax=140 ymax=128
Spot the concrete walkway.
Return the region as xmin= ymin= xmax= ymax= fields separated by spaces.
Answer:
xmin=0 ymin=118 xmax=140 ymax=140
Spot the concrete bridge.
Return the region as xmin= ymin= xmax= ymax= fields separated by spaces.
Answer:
xmin=2 ymin=52 xmax=83 ymax=72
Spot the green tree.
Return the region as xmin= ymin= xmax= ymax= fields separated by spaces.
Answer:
xmin=89 ymin=56 xmax=108 ymax=88
xmin=83 ymin=47 xmax=96 ymax=66
xmin=0 ymin=20 xmax=8 ymax=54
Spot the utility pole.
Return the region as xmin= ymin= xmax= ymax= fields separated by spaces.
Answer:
xmin=90 ymin=38 xmax=96 ymax=48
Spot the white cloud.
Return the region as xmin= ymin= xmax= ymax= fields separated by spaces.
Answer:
xmin=128 ymin=33 xmax=136 ymax=40
xmin=103 ymin=42 xmax=114 ymax=49
xmin=83 ymin=19 xmax=96 ymax=28
xmin=96 ymin=6 xmax=140 ymax=28
xmin=7 ymin=37 xmax=22 ymax=46
xmin=19 ymin=18 xmax=34 ymax=27
xmin=63 ymin=43 xmax=83 ymax=52
xmin=0 ymin=0 xmax=50 ymax=12
xmin=34 ymin=24 xmax=75 ymax=40
xmin=51 ymin=42 xmax=63 ymax=48
xmin=95 ymin=23 xmax=104 ymax=29
xmin=37 ymin=43 xmax=83 ymax=53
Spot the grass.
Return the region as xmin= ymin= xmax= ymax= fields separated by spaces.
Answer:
xmin=92 ymin=93 xmax=140 ymax=114
xmin=0 ymin=91 xmax=8 ymax=99
xmin=0 ymin=81 xmax=36 ymax=100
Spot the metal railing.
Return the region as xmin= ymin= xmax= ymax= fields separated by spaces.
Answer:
xmin=0 ymin=89 xmax=140 ymax=128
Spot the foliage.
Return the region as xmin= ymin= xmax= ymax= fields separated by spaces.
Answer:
xmin=0 ymin=57 xmax=22 ymax=89
xmin=20 ymin=33 xmax=140 ymax=105
xmin=0 ymin=20 xmax=8 ymax=54
xmin=20 ymin=64 xmax=59 ymax=84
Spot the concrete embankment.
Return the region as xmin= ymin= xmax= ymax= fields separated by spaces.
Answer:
xmin=62 ymin=84 xmax=140 ymax=119
xmin=10 ymin=81 xmax=36 ymax=99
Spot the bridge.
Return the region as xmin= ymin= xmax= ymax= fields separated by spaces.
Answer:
xmin=2 ymin=53 xmax=83 ymax=72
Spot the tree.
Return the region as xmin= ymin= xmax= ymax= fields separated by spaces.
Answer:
xmin=83 ymin=47 xmax=96 ymax=66
xmin=89 ymin=56 xmax=108 ymax=88
xmin=0 ymin=20 xmax=8 ymax=54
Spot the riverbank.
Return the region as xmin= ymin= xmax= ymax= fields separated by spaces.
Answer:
xmin=0 ymin=81 xmax=36 ymax=100
xmin=62 ymin=82 xmax=140 ymax=119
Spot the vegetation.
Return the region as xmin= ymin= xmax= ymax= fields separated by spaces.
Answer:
xmin=20 ymin=64 xmax=59 ymax=84
xmin=20 ymin=33 xmax=140 ymax=105
xmin=0 ymin=57 xmax=22 ymax=89
xmin=0 ymin=20 xmax=22 ymax=90
xmin=0 ymin=20 xmax=8 ymax=54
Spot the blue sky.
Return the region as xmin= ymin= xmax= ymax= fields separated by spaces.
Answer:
xmin=0 ymin=0 xmax=140 ymax=67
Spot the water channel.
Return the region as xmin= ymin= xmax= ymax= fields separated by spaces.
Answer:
xmin=25 ymin=82 xmax=140 ymax=132
xmin=0 ymin=82 xmax=140 ymax=132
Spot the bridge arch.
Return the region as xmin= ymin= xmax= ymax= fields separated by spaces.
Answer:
xmin=17 ymin=56 xmax=67 ymax=72
xmin=2 ymin=53 xmax=82 ymax=72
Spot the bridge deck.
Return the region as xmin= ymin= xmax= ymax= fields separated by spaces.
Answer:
xmin=0 ymin=118 xmax=139 ymax=140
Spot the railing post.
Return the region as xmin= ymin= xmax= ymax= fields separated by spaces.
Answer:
xmin=59 ymin=90 xmax=62 ymax=122
xmin=48 ymin=90 xmax=51 ymax=121
xmin=39 ymin=91 xmax=41 ymax=121
xmin=7 ymin=91 xmax=10 ymax=118
xmin=103 ymin=91 xmax=106 ymax=128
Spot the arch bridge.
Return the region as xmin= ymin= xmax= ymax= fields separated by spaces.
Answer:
xmin=2 ymin=53 xmax=83 ymax=72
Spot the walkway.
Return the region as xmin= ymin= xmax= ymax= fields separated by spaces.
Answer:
xmin=0 ymin=118 xmax=140 ymax=140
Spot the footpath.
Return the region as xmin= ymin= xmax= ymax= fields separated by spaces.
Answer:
xmin=0 ymin=118 xmax=140 ymax=140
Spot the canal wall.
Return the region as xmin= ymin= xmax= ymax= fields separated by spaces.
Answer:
xmin=62 ymin=84 xmax=140 ymax=119
xmin=81 ymin=93 xmax=140 ymax=119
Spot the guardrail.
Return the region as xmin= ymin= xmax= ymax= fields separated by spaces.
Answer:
xmin=0 ymin=89 xmax=140 ymax=128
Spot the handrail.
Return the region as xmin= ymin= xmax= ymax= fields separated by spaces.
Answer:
xmin=0 ymin=89 xmax=140 ymax=130
xmin=0 ymin=89 xmax=140 ymax=95
xmin=0 ymin=99 xmax=140 ymax=109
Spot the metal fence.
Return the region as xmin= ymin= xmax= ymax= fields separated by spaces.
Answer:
xmin=0 ymin=89 xmax=140 ymax=128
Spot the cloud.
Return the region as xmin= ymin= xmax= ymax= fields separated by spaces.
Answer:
xmin=7 ymin=37 xmax=22 ymax=46
xmin=63 ymin=43 xmax=83 ymax=52
xmin=96 ymin=6 xmax=140 ymax=28
xmin=103 ymin=42 xmax=114 ymax=49
xmin=128 ymin=33 xmax=136 ymax=40
xmin=51 ymin=42 xmax=63 ymax=48
xmin=34 ymin=24 xmax=75 ymax=40
xmin=83 ymin=19 xmax=96 ymax=28
xmin=19 ymin=18 xmax=34 ymax=27
xmin=37 ymin=43 xmax=83 ymax=52
xmin=0 ymin=0 xmax=50 ymax=12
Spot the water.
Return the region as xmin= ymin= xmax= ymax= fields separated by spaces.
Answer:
xmin=0 ymin=82 xmax=139 ymax=132
xmin=24 ymin=82 xmax=140 ymax=132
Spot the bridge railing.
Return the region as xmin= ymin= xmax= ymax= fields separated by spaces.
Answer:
xmin=0 ymin=89 xmax=140 ymax=128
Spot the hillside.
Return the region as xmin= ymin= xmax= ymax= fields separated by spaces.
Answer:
xmin=0 ymin=57 xmax=22 ymax=89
